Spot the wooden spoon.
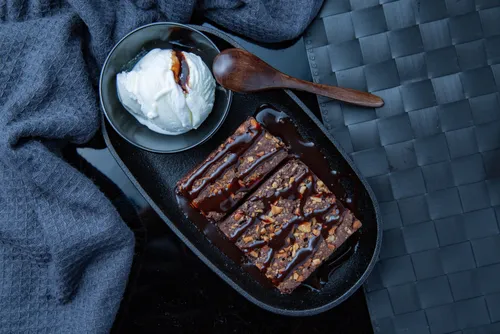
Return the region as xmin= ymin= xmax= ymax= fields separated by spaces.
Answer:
xmin=212 ymin=48 xmax=384 ymax=108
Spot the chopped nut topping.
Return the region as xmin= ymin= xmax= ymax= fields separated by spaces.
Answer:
xmin=243 ymin=236 xmax=254 ymax=243
xmin=289 ymin=177 xmax=295 ymax=184
xmin=249 ymin=251 xmax=259 ymax=258
xmin=234 ymin=211 xmax=244 ymax=221
xmin=352 ymin=220 xmax=362 ymax=229
xmin=326 ymin=235 xmax=336 ymax=243
xmin=271 ymin=205 xmax=283 ymax=215
xmin=311 ymin=197 xmax=322 ymax=203
xmin=262 ymin=215 xmax=275 ymax=223
xmin=272 ymin=182 xmax=278 ymax=188
xmin=293 ymin=272 xmax=299 ymax=280
xmin=292 ymin=243 xmax=300 ymax=251
xmin=298 ymin=222 xmax=312 ymax=233
xmin=260 ymin=228 xmax=267 ymax=234
xmin=299 ymin=185 xmax=307 ymax=194
xmin=312 ymin=259 xmax=321 ymax=266
xmin=247 ymin=156 xmax=254 ymax=162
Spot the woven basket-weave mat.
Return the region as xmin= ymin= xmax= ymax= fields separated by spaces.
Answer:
xmin=304 ymin=0 xmax=500 ymax=333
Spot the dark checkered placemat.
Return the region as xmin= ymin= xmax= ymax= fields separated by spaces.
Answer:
xmin=304 ymin=0 xmax=500 ymax=333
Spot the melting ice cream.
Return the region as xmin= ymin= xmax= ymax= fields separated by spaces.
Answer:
xmin=116 ymin=48 xmax=216 ymax=135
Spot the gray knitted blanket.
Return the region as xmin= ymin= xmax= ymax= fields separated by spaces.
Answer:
xmin=0 ymin=0 xmax=322 ymax=333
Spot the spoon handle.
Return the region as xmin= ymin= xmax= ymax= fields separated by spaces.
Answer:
xmin=284 ymin=76 xmax=384 ymax=108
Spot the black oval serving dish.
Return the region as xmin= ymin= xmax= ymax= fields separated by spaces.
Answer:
xmin=102 ymin=25 xmax=382 ymax=316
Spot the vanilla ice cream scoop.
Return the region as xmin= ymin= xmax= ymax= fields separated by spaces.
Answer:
xmin=116 ymin=48 xmax=216 ymax=135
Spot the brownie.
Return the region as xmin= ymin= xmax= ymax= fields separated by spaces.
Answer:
xmin=219 ymin=159 xmax=362 ymax=294
xmin=176 ymin=118 xmax=288 ymax=222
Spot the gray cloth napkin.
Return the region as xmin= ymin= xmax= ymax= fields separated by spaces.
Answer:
xmin=0 ymin=0 xmax=322 ymax=333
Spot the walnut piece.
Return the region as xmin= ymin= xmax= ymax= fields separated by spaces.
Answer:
xmin=298 ymin=222 xmax=312 ymax=233
xmin=326 ymin=235 xmax=336 ymax=243
xmin=234 ymin=211 xmax=244 ymax=221
xmin=352 ymin=220 xmax=362 ymax=229
xmin=243 ymin=236 xmax=254 ymax=243
xmin=311 ymin=197 xmax=322 ymax=203
xmin=271 ymin=205 xmax=283 ymax=215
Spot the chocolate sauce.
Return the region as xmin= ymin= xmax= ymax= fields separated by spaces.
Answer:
xmin=182 ymin=126 xmax=261 ymax=197
xmin=177 ymin=105 xmax=360 ymax=293
xmin=177 ymin=193 xmax=274 ymax=288
xmin=177 ymin=121 xmax=286 ymax=216
xmin=193 ymin=155 xmax=354 ymax=290
xmin=173 ymin=50 xmax=190 ymax=93
xmin=300 ymin=233 xmax=359 ymax=292
xmin=199 ymin=148 xmax=279 ymax=213
xmin=255 ymin=105 xmax=357 ymax=211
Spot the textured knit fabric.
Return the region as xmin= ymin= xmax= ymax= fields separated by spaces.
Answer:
xmin=0 ymin=0 xmax=322 ymax=333
xmin=201 ymin=0 xmax=324 ymax=42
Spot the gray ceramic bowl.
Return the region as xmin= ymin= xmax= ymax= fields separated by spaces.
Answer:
xmin=99 ymin=22 xmax=232 ymax=153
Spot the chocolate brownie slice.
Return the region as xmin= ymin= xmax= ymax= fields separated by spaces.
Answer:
xmin=219 ymin=159 xmax=362 ymax=294
xmin=176 ymin=118 xmax=287 ymax=222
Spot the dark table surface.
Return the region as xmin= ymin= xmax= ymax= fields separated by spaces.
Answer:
xmin=76 ymin=20 xmax=374 ymax=334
